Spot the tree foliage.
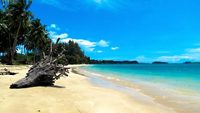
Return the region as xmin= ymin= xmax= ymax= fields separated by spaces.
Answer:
xmin=0 ymin=0 xmax=36 ymax=64
xmin=53 ymin=40 xmax=90 ymax=64
xmin=0 ymin=0 xmax=90 ymax=65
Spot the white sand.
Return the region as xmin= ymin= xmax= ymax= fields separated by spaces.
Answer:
xmin=0 ymin=65 xmax=177 ymax=113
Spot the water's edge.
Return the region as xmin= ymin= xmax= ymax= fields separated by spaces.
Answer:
xmin=72 ymin=66 xmax=200 ymax=113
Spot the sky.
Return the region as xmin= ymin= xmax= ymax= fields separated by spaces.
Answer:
xmin=8 ymin=0 xmax=200 ymax=62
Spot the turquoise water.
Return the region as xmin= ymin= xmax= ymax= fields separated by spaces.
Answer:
xmin=81 ymin=64 xmax=200 ymax=93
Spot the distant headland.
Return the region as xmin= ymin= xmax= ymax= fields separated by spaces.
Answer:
xmin=89 ymin=60 xmax=139 ymax=64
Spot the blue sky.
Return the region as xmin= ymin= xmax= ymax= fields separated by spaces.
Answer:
xmin=13 ymin=0 xmax=200 ymax=62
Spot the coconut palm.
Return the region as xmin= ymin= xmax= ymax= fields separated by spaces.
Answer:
xmin=24 ymin=19 xmax=50 ymax=63
xmin=1 ymin=0 xmax=31 ymax=8
xmin=0 ymin=9 xmax=13 ymax=61
xmin=1 ymin=0 xmax=33 ymax=64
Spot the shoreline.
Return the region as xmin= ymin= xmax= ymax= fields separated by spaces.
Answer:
xmin=74 ymin=66 xmax=200 ymax=113
xmin=0 ymin=64 xmax=195 ymax=113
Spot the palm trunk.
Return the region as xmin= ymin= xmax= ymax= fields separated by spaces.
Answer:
xmin=7 ymin=34 xmax=13 ymax=65
xmin=26 ymin=49 xmax=28 ymax=64
xmin=34 ymin=50 xmax=35 ymax=64
xmin=10 ymin=22 xmax=21 ymax=65
xmin=34 ymin=45 xmax=36 ymax=64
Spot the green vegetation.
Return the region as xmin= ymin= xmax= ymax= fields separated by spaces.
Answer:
xmin=0 ymin=0 xmax=139 ymax=65
xmin=0 ymin=0 xmax=90 ymax=65
xmin=184 ymin=61 xmax=200 ymax=64
xmin=52 ymin=41 xmax=90 ymax=64
xmin=152 ymin=61 xmax=168 ymax=64
xmin=89 ymin=60 xmax=138 ymax=64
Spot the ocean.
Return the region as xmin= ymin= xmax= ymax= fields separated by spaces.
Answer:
xmin=77 ymin=64 xmax=200 ymax=112
xmin=80 ymin=64 xmax=200 ymax=94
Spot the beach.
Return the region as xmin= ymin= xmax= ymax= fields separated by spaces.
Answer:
xmin=78 ymin=64 xmax=200 ymax=113
xmin=0 ymin=65 xmax=195 ymax=113
xmin=1 ymin=0 xmax=200 ymax=113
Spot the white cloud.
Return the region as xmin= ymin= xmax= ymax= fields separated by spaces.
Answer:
xmin=134 ymin=55 xmax=190 ymax=63
xmin=87 ymin=48 xmax=95 ymax=52
xmin=61 ymin=38 xmax=96 ymax=52
xmin=62 ymin=38 xmax=96 ymax=48
xmin=49 ymin=31 xmax=56 ymax=35
xmin=111 ymin=47 xmax=119 ymax=50
xmin=94 ymin=0 xmax=104 ymax=4
xmin=97 ymin=50 xmax=103 ymax=53
xmin=134 ymin=56 xmax=153 ymax=63
xmin=48 ymin=31 xmax=56 ymax=39
xmin=186 ymin=48 xmax=200 ymax=53
xmin=48 ymin=26 xmax=111 ymax=52
xmin=49 ymin=31 xmax=110 ymax=52
xmin=183 ymin=47 xmax=200 ymax=61
xmin=50 ymin=24 xmax=56 ymax=28
xmin=49 ymin=31 xmax=69 ymax=42
xmin=49 ymin=24 xmax=60 ymax=31
xmin=56 ymin=33 xmax=69 ymax=39
xmin=132 ymin=47 xmax=200 ymax=63
xmin=156 ymin=55 xmax=191 ymax=62
xmin=61 ymin=38 xmax=111 ymax=52
xmin=98 ymin=40 xmax=109 ymax=47
xmin=136 ymin=47 xmax=200 ymax=63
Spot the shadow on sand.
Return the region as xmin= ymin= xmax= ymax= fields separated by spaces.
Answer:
xmin=10 ymin=85 xmax=66 ymax=89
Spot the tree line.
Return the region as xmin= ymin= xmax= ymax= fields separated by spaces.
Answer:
xmin=0 ymin=0 xmax=90 ymax=65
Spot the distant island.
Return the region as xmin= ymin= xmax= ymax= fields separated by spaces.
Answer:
xmin=183 ymin=61 xmax=200 ymax=64
xmin=89 ymin=60 xmax=139 ymax=64
xmin=152 ymin=61 xmax=168 ymax=64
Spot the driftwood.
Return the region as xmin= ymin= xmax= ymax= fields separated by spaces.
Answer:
xmin=0 ymin=68 xmax=17 ymax=75
xmin=10 ymin=38 xmax=69 ymax=89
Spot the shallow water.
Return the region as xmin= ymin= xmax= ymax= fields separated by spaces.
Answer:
xmin=78 ymin=64 xmax=200 ymax=113
xmin=81 ymin=64 xmax=200 ymax=94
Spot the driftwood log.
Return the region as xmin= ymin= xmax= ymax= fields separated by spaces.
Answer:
xmin=10 ymin=38 xmax=69 ymax=89
xmin=0 ymin=68 xmax=17 ymax=75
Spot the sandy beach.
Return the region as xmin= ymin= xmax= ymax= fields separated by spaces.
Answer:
xmin=0 ymin=65 xmax=178 ymax=113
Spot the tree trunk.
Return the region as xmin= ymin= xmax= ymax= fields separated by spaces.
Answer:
xmin=9 ymin=23 xmax=21 ymax=65
xmin=10 ymin=51 xmax=69 ymax=88
xmin=9 ymin=38 xmax=69 ymax=88
xmin=34 ymin=47 xmax=36 ymax=64
xmin=7 ymin=50 xmax=13 ymax=65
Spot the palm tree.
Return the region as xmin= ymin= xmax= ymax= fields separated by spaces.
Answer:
xmin=1 ymin=0 xmax=32 ymax=8
xmin=24 ymin=19 xmax=49 ymax=63
xmin=0 ymin=9 xmax=12 ymax=61
xmin=1 ymin=0 xmax=33 ymax=64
